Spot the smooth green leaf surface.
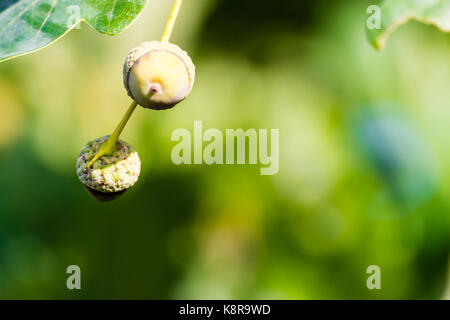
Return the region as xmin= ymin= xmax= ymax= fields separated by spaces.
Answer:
xmin=0 ymin=0 xmax=146 ymax=62
xmin=367 ymin=0 xmax=450 ymax=49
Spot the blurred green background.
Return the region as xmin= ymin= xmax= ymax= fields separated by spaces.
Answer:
xmin=0 ymin=0 xmax=449 ymax=299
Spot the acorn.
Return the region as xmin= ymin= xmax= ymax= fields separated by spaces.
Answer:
xmin=76 ymin=136 xmax=141 ymax=201
xmin=82 ymin=186 xmax=127 ymax=202
xmin=123 ymin=41 xmax=195 ymax=110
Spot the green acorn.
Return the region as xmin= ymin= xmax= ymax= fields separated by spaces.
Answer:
xmin=123 ymin=41 xmax=195 ymax=110
xmin=76 ymin=136 xmax=141 ymax=201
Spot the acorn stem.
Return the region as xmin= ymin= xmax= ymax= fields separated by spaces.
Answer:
xmin=161 ymin=0 xmax=183 ymax=42
xmin=86 ymin=101 xmax=138 ymax=168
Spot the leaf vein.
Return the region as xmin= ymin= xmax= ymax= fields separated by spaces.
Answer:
xmin=32 ymin=0 xmax=59 ymax=43
xmin=107 ymin=0 xmax=118 ymax=33
xmin=0 ymin=0 xmax=41 ymax=38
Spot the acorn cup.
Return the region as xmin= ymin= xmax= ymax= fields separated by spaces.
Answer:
xmin=76 ymin=136 xmax=141 ymax=202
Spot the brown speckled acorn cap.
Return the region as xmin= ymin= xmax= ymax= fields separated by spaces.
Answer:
xmin=76 ymin=136 xmax=141 ymax=193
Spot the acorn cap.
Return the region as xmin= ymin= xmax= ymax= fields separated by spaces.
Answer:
xmin=76 ymin=136 xmax=141 ymax=194
xmin=123 ymin=41 xmax=195 ymax=109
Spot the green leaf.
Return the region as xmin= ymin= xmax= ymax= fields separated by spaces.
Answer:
xmin=0 ymin=0 xmax=147 ymax=62
xmin=367 ymin=0 xmax=450 ymax=50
